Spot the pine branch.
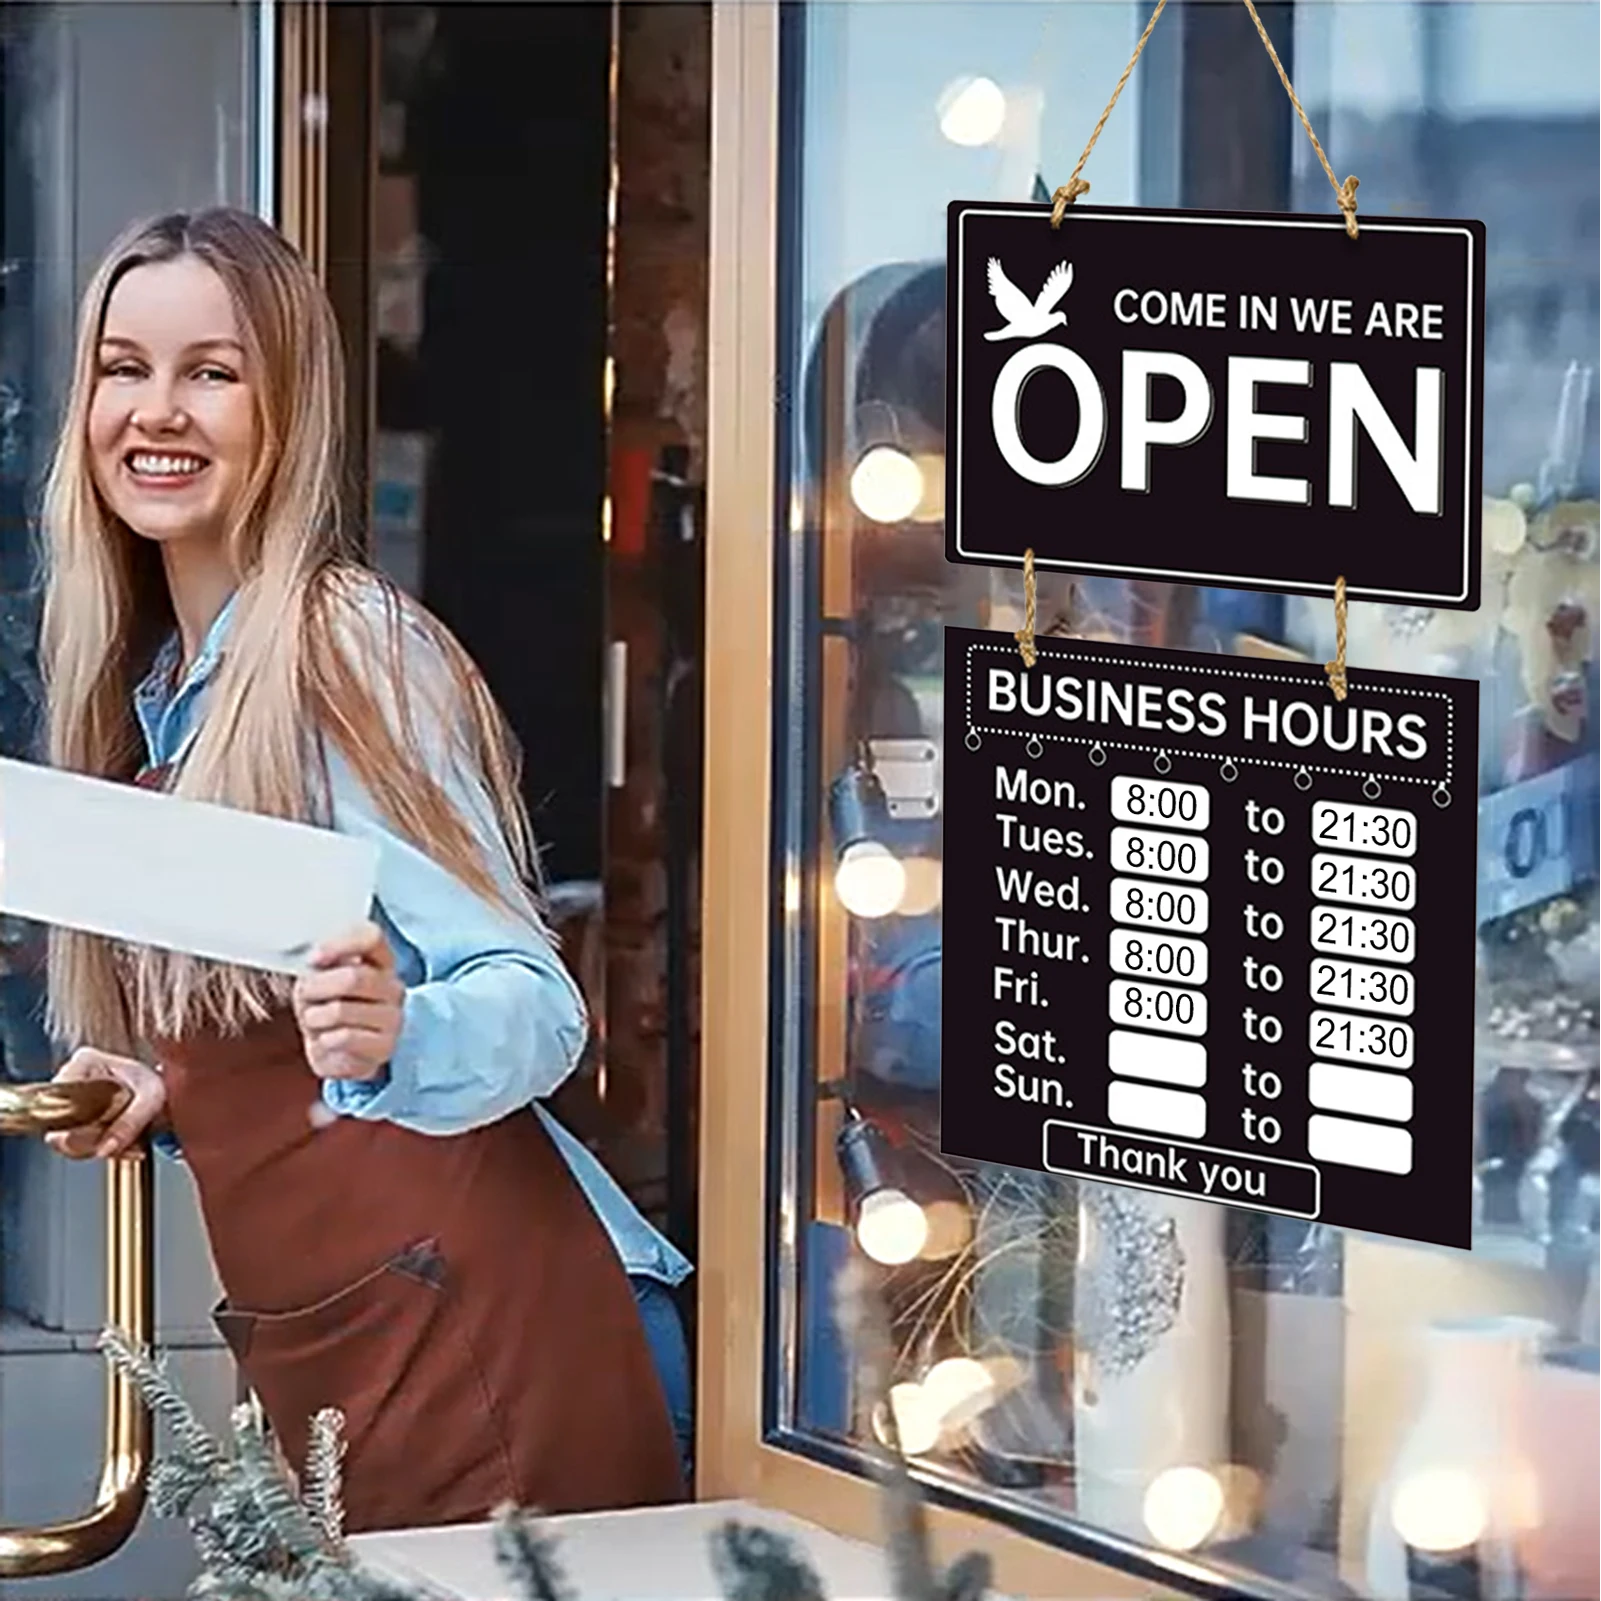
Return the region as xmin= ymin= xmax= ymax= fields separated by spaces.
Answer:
xmin=708 ymin=1521 xmax=828 ymax=1601
xmin=304 ymin=1408 xmax=349 ymax=1544
xmin=204 ymin=1471 xmax=290 ymax=1579
xmin=101 ymin=1327 xmax=424 ymax=1601
xmin=99 ymin=1328 xmax=227 ymax=1474
xmin=831 ymin=1257 xmax=941 ymax=1601
xmin=490 ymin=1503 xmax=576 ymax=1601
xmin=191 ymin=1569 xmax=279 ymax=1601
xmin=186 ymin=1516 xmax=248 ymax=1596
xmin=150 ymin=1454 xmax=216 ymax=1520
xmin=230 ymin=1402 xmax=342 ymax=1570
xmin=938 ymin=1551 xmax=994 ymax=1601
xmin=832 ymin=1257 xmax=993 ymax=1601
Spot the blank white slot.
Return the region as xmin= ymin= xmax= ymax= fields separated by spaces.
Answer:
xmin=1308 ymin=1114 xmax=1413 ymax=1174
xmin=1108 ymin=1030 xmax=1207 ymax=1088
xmin=1108 ymin=1080 xmax=1207 ymax=1140
xmin=1309 ymin=1062 xmax=1413 ymax=1124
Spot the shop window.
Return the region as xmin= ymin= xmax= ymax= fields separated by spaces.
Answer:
xmin=760 ymin=2 xmax=1598 ymax=1596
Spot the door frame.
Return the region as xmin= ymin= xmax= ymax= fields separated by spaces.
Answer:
xmin=274 ymin=0 xmax=376 ymax=535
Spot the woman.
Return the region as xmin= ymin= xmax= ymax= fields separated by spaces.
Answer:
xmin=37 ymin=207 xmax=691 ymax=1531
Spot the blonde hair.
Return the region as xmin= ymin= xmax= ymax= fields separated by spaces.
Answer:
xmin=40 ymin=207 xmax=549 ymax=1053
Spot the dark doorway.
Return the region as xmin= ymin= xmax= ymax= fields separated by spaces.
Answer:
xmin=374 ymin=1 xmax=612 ymax=883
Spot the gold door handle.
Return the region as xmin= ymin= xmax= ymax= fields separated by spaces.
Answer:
xmin=0 ymin=1080 xmax=130 ymax=1136
xmin=0 ymin=1082 xmax=153 ymax=1576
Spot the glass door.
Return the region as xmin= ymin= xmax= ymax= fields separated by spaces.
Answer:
xmin=697 ymin=3 xmax=1599 ymax=1598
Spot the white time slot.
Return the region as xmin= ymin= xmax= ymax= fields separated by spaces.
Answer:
xmin=1110 ymin=877 xmax=1209 ymax=934
xmin=1308 ymin=1009 xmax=1414 ymax=1069
xmin=1109 ymin=1030 xmax=1207 ymax=1088
xmin=1109 ymin=928 xmax=1208 ymax=986
xmin=1311 ymin=852 xmax=1417 ymax=911
xmin=1310 ymin=906 xmax=1416 ymax=965
xmin=1310 ymin=957 xmax=1416 ymax=1017
xmin=1309 ymin=1062 xmax=1414 ymax=1124
xmin=1308 ymin=1114 xmax=1413 ymax=1175
xmin=1109 ymin=979 xmax=1207 ymax=1038
xmin=1109 ymin=775 xmax=1209 ymax=832
xmin=1109 ymin=826 xmax=1210 ymax=883
xmin=1311 ymin=800 xmax=1419 ymax=859
xmin=1108 ymin=1080 xmax=1207 ymax=1140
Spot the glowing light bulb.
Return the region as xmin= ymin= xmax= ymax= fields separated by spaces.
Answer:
xmin=1143 ymin=1466 xmax=1225 ymax=1551
xmin=850 ymin=446 xmax=924 ymax=523
xmin=937 ymin=75 xmax=1007 ymax=147
xmin=921 ymin=1357 xmax=997 ymax=1433
xmin=834 ymin=840 xmax=907 ymax=918
xmin=855 ymin=1186 xmax=929 ymax=1265
xmin=874 ymin=1383 xmax=941 ymax=1456
xmin=1391 ymin=1467 xmax=1490 ymax=1553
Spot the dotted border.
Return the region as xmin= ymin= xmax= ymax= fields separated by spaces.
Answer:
xmin=961 ymin=639 xmax=1457 ymax=792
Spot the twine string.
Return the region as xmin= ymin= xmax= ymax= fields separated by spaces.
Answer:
xmin=1051 ymin=0 xmax=1360 ymax=240
xmin=1015 ymin=548 xmax=1038 ymax=668
xmin=1237 ymin=0 xmax=1360 ymax=238
xmin=1325 ymin=575 xmax=1349 ymax=701
xmin=1040 ymin=0 xmax=1359 ymax=678
xmin=1049 ymin=0 xmax=1170 ymax=227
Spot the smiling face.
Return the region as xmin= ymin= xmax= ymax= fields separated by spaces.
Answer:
xmin=87 ymin=254 xmax=257 ymax=551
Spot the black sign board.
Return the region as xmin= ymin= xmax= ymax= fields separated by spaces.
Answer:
xmin=940 ymin=626 xmax=1479 ymax=1249
xmin=946 ymin=202 xmax=1486 ymax=610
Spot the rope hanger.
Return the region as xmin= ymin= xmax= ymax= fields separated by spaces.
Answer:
xmin=1014 ymin=0 xmax=1357 ymax=701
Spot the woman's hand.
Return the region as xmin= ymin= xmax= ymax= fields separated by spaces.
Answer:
xmin=293 ymin=920 xmax=405 ymax=1082
xmin=45 ymin=1048 xmax=167 ymax=1160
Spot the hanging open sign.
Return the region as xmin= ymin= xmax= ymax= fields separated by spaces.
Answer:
xmin=946 ymin=201 xmax=1486 ymax=609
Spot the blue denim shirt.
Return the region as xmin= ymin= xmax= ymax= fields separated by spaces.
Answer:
xmin=135 ymin=589 xmax=690 ymax=1288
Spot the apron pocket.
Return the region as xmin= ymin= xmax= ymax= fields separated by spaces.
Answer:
xmin=213 ymin=1237 xmax=518 ymax=1531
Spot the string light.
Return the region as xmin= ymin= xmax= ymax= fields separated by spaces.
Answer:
xmin=834 ymin=839 xmax=907 ymax=918
xmin=828 ymin=766 xmax=907 ymax=919
xmin=938 ymin=75 xmax=1007 ymax=146
xmin=855 ymin=1185 xmax=930 ymax=1265
xmin=849 ymin=445 xmax=925 ymax=524
xmin=1391 ymin=1468 xmax=1490 ymax=1554
xmin=1143 ymin=1466 xmax=1226 ymax=1551
xmin=872 ymin=1360 xmax=1004 ymax=1456
xmin=834 ymin=1101 xmax=930 ymax=1265
xmin=920 ymin=1357 xmax=997 ymax=1432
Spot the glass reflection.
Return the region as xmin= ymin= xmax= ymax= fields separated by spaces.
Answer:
xmin=772 ymin=4 xmax=1599 ymax=1598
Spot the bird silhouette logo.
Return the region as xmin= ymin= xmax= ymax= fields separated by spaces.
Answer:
xmin=985 ymin=257 xmax=1074 ymax=341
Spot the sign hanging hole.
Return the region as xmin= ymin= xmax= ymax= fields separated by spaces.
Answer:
xmin=966 ymin=728 xmax=983 ymax=752
xmin=1363 ymin=774 xmax=1381 ymax=799
xmin=1220 ymin=758 xmax=1239 ymax=783
xmin=1089 ymin=742 xmax=1107 ymax=767
xmin=1026 ymin=734 xmax=1044 ymax=759
xmin=1433 ymin=783 xmax=1452 ymax=809
xmin=1154 ymin=751 xmax=1173 ymax=775
xmin=1295 ymin=767 xmax=1313 ymax=791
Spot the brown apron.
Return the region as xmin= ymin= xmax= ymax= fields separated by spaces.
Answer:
xmin=128 ymin=774 xmax=684 ymax=1532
